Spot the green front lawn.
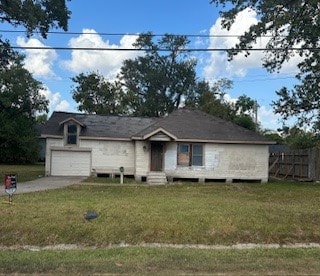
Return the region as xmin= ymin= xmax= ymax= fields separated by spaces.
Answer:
xmin=0 ymin=164 xmax=45 ymax=182
xmin=1 ymin=181 xmax=320 ymax=274
xmin=1 ymin=247 xmax=320 ymax=275
xmin=1 ymin=182 xmax=320 ymax=246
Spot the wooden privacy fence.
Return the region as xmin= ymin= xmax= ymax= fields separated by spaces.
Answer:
xmin=269 ymin=148 xmax=320 ymax=181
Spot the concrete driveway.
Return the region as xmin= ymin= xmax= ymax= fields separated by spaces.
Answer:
xmin=0 ymin=176 xmax=86 ymax=196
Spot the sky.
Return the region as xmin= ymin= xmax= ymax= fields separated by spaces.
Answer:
xmin=1 ymin=0 xmax=301 ymax=130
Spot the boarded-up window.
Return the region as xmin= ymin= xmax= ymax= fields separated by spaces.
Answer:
xmin=178 ymin=144 xmax=190 ymax=166
xmin=178 ymin=144 xmax=203 ymax=166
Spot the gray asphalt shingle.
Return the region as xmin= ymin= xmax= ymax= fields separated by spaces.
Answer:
xmin=134 ymin=108 xmax=272 ymax=143
xmin=42 ymin=108 xmax=273 ymax=144
xmin=42 ymin=111 xmax=157 ymax=139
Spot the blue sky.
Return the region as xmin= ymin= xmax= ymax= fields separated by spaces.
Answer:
xmin=2 ymin=0 xmax=300 ymax=130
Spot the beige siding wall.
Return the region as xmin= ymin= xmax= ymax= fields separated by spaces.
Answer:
xmin=46 ymin=137 xmax=269 ymax=181
xmin=164 ymin=142 xmax=177 ymax=170
xmin=80 ymin=140 xmax=135 ymax=174
xmin=46 ymin=138 xmax=135 ymax=176
xmin=135 ymin=141 xmax=150 ymax=177
xmin=164 ymin=143 xmax=269 ymax=182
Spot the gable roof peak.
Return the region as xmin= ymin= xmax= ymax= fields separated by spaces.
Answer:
xmin=59 ymin=117 xmax=86 ymax=127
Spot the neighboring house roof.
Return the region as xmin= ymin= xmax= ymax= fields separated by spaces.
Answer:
xmin=42 ymin=108 xmax=274 ymax=144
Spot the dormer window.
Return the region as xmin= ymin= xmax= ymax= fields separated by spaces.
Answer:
xmin=67 ymin=123 xmax=78 ymax=145
xmin=59 ymin=117 xmax=85 ymax=147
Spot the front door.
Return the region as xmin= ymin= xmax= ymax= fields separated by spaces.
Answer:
xmin=150 ymin=143 xmax=163 ymax=171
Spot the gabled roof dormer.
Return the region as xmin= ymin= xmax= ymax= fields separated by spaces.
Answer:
xmin=59 ymin=117 xmax=85 ymax=128
xmin=59 ymin=117 xmax=86 ymax=146
xmin=132 ymin=127 xmax=177 ymax=141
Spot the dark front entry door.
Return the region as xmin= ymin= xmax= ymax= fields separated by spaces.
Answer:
xmin=151 ymin=143 xmax=163 ymax=171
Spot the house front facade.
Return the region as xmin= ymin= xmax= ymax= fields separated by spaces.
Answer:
xmin=42 ymin=108 xmax=274 ymax=183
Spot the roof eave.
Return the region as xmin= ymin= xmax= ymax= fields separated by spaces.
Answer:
xmin=174 ymin=138 xmax=276 ymax=145
xmin=80 ymin=136 xmax=132 ymax=142
xmin=41 ymin=134 xmax=63 ymax=139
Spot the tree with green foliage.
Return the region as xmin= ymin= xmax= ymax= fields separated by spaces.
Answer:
xmin=279 ymin=126 xmax=318 ymax=149
xmin=0 ymin=0 xmax=70 ymax=37
xmin=233 ymin=95 xmax=258 ymax=131
xmin=263 ymin=126 xmax=318 ymax=149
xmin=72 ymin=72 xmax=126 ymax=115
xmin=120 ymin=33 xmax=197 ymax=117
xmin=0 ymin=0 xmax=71 ymax=163
xmin=234 ymin=95 xmax=256 ymax=117
xmin=262 ymin=131 xmax=284 ymax=145
xmin=210 ymin=0 xmax=320 ymax=128
xmin=36 ymin=113 xmax=48 ymax=125
xmin=72 ymin=33 xmax=197 ymax=117
xmin=185 ymin=79 xmax=257 ymax=131
xmin=233 ymin=114 xmax=257 ymax=131
xmin=0 ymin=47 xmax=48 ymax=163
xmin=185 ymin=78 xmax=234 ymax=120
xmin=0 ymin=0 xmax=71 ymax=65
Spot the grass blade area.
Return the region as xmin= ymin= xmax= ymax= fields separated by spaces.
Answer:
xmin=1 ymin=181 xmax=320 ymax=274
xmin=0 ymin=164 xmax=45 ymax=182
xmin=1 ymin=247 xmax=320 ymax=275
xmin=1 ymin=183 xmax=320 ymax=246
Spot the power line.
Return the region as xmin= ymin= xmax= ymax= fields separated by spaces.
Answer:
xmin=9 ymin=45 xmax=320 ymax=52
xmin=43 ymin=72 xmax=297 ymax=84
xmin=0 ymin=29 xmax=284 ymax=38
xmin=2 ymin=29 xmax=315 ymax=52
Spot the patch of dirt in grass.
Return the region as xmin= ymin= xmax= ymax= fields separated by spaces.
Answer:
xmin=1 ymin=242 xmax=320 ymax=251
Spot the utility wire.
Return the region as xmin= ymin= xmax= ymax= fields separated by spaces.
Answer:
xmin=0 ymin=29 xmax=285 ymax=38
xmin=2 ymin=29 xmax=313 ymax=52
xmin=9 ymin=45 xmax=320 ymax=52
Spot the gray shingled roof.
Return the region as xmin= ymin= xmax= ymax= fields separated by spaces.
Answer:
xmin=133 ymin=108 xmax=272 ymax=143
xmin=42 ymin=109 xmax=273 ymax=144
xmin=42 ymin=111 xmax=157 ymax=139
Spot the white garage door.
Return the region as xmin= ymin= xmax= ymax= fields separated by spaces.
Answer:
xmin=51 ymin=150 xmax=91 ymax=176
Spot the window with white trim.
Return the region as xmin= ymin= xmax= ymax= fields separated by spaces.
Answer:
xmin=177 ymin=144 xmax=203 ymax=166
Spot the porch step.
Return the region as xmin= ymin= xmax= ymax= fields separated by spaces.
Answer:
xmin=147 ymin=172 xmax=167 ymax=185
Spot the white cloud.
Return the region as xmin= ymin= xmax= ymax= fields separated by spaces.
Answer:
xmin=62 ymin=29 xmax=140 ymax=78
xmin=258 ymin=105 xmax=283 ymax=130
xmin=222 ymin=93 xmax=237 ymax=105
xmin=39 ymin=86 xmax=72 ymax=113
xmin=55 ymin=100 xmax=71 ymax=111
xmin=203 ymin=8 xmax=301 ymax=80
xmin=203 ymin=8 xmax=261 ymax=79
xmin=16 ymin=37 xmax=58 ymax=79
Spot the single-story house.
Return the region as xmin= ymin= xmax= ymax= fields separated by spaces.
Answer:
xmin=41 ymin=108 xmax=274 ymax=183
